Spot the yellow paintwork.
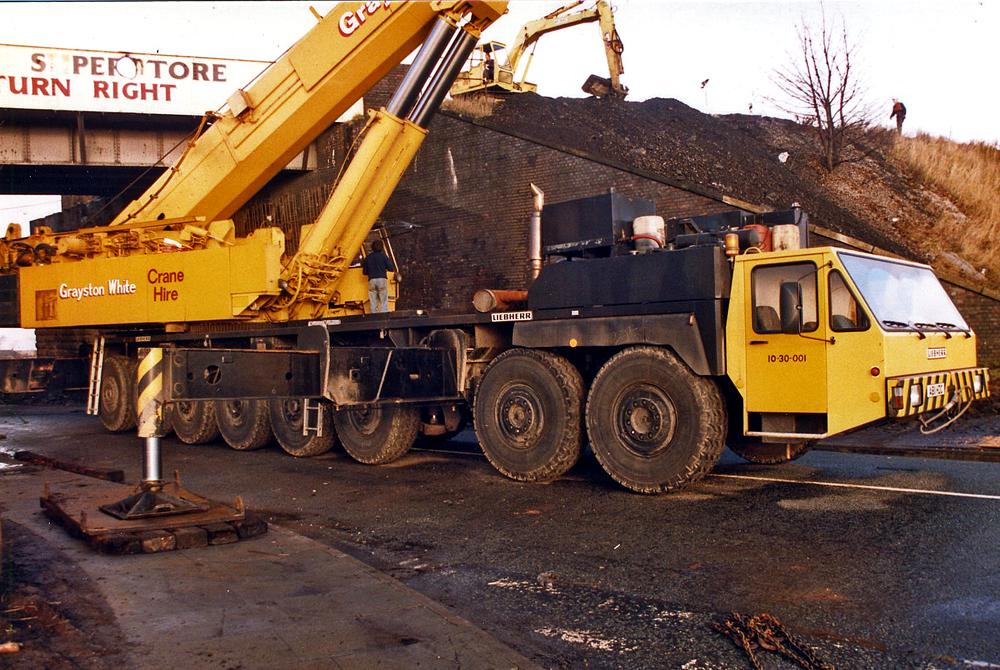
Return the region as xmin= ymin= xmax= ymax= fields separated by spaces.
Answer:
xmin=110 ymin=1 xmax=506 ymax=227
xmin=726 ymin=247 xmax=984 ymax=438
xmin=272 ymin=110 xmax=426 ymax=321
xmin=3 ymin=0 xmax=503 ymax=328
xmin=19 ymin=229 xmax=284 ymax=328
xmin=886 ymin=368 xmax=990 ymax=418
xmin=451 ymin=0 xmax=624 ymax=97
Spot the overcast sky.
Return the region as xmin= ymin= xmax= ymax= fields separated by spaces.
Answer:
xmin=1 ymin=0 xmax=997 ymax=226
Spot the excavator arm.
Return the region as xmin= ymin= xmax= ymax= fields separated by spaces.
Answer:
xmin=451 ymin=0 xmax=625 ymax=98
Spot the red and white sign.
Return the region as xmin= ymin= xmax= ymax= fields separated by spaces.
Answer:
xmin=0 ymin=43 xmax=269 ymax=115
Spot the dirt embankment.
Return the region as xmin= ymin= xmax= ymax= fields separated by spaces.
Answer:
xmin=451 ymin=93 xmax=987 ymax=280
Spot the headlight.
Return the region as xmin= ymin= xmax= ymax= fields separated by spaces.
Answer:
xmin=973 ymin=374 xmax=983 ymax=394
xmin=891 ymin=386 xmax=905 ymax=410
xmin=910 ymin=383 xmax=923 ymax=407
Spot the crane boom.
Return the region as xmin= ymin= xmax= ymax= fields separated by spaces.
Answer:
xmin=113 ymin=1 xmax=505 ymax=227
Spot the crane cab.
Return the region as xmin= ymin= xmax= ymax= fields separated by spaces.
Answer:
xmin=726 ymin=248 xmax=990 ymax=441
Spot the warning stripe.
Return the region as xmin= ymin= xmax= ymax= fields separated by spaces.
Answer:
xmin=136 ymin=348 xmax=164 ymax=438
xmin=887 ymin=367 xmax=990 ymax=418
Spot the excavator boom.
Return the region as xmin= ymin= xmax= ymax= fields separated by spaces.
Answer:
xmin=451 ymin=0 xmax=626 ymax=98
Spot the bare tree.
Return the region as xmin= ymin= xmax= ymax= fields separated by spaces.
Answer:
xmin=773 ymin=8 xmax=872 ymax=171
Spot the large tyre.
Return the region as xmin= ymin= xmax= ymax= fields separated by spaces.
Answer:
xmin=729 ymin=439 xmax=811 ymax=465
xmin=215 ymin=399 xmax=273 ymax=451
xmin=586 ymin=346 xmax=725 ymax=494
xmin=268 ymin=398 xmax=336 ymax=457
xmin=473 ymin=348 xmax=583 ymax=482
xmin=334 ymin=405 xmax=420 ymax=464
xmin=167 ymin=400 xmax=220 ymax=445
xmin=98 ymin=354 xmax=137 ymax=433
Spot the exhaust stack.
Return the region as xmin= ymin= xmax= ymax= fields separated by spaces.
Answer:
xmin=529 ymin=183 xmax=544 ymax=280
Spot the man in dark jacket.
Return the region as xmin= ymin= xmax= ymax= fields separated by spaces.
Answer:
xmin=890 ymin=98 xmax=906 ymax=135
xmin=362 ymin=239 xmax=395 ymax=313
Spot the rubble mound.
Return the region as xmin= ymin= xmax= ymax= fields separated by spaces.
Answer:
xmin=454 ymin=93 xmax=930 ymax=261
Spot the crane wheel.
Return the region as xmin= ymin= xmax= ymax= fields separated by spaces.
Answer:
xmin=586 ymin=346 xmax=725 ymax=494
xmin=215 ymin=399 xmax=273 ymax=451
xmin=473 ymin=348 xmax=583 ymax=482
xmin=729 ymin=439 xmax=811 ymax=465
xmin=167 ymin=400 xmax=221 ymax=445
xmin=334 ymin=406 xmax=420 ymax=464
xmin=98 ymin=354 xmax=138 ymax=433
xmin=268 ymin=398 xmax=336 ymax=457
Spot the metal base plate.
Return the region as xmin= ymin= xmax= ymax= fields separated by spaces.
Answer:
xmin=99 ymin=486 xmax=209 ymax=520
xmin=40 ymin=476 xmax=265 ymax=554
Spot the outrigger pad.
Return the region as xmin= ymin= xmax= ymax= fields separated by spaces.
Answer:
xmin=41 ymin=476 xmax=265 ymax=554
xmin=99 ymin=487 xmax=208 ymax=520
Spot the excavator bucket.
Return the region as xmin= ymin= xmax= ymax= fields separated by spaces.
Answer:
xmin=582 ymin=74 xmax=626 ymax=98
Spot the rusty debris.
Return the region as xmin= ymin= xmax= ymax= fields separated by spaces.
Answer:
xmin=714 ymin=612 xmax=835 ymax=670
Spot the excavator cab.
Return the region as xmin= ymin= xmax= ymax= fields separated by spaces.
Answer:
xmin=451 ymin=41 xmax=531 ymax=95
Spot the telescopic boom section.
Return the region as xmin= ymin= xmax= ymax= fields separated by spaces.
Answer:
xmin=262 ymin=2 xmax=505 ymax=320
xmin=109 ymin=1 xmax=507 ymax=229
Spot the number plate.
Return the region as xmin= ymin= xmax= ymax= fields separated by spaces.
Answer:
xmin=926 ymin=382 xmax=946 ymax=398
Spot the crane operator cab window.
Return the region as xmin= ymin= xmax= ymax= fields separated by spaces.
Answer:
xmin=751 ymin=262 xmax=818 ymax=334
xmin=828 ymin=270 xmax=869 ymax=331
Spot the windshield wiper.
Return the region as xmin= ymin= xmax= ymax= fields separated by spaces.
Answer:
xmin=916 ymin=322 xmax=953 ymax=339
xmin=909 ymin=322 xmax=930 ymax=339
xmin=882 ymin=320 xmax=926 ymax=338
xmin=936 ymin=321 xmax=972 ymax=338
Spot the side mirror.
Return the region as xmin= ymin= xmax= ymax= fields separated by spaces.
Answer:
xmin=779 ymin=281 xmax=802 ymax=334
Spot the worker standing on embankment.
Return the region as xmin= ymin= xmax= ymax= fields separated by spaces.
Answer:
xmin=891 ymin=98 xmax=907 ymax=135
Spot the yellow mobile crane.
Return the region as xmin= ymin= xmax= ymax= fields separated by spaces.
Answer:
xmin=2 ymin=0 xmax=508 ymax=327
xmin=0 ymin=2 xmax=989 ymax=495
xmin=450 ymin=0 xmax=627 ymax=98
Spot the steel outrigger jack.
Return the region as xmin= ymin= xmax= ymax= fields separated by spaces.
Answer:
xmin=100 ymin=347 xmax=207 ymax=520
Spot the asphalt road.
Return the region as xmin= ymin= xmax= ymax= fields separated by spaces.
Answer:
xmin=4 ymin=407 xmax=1000 ymax=670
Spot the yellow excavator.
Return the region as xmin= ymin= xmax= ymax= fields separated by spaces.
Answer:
xmin=450 ymin=0 xmax=627 ymax=98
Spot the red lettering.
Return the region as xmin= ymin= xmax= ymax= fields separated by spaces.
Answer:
xmin=51 ymin=78 xmax=70 ymax=97
xmin=0 ymin=76 xmax=68 ymax=96
xmin=162 ymin=83 xmax=175 ymax=101
xmin=212 ymin=63 xmax=225 ymax=82
xmin=191 ymin=62 xmax=208 ymax=81
xmin=7 ymin=77 xmax=26 ymax=94
xmin=148 ymin=59 xmax=166 ymax=77
xmin=90 ymin=58 xmax=105 ymax=76
xmin=153 ymin=286 xmax=178 ymax=302
xmin=72 ymin=55 xmax=87 ymax=74
xmin=93 ymin=80 xmax=111 ymax=98
xmin=168 ymin=61 xmax=189 ymax=79
xmin=31 ymin=53 xmax=45 ymax=72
